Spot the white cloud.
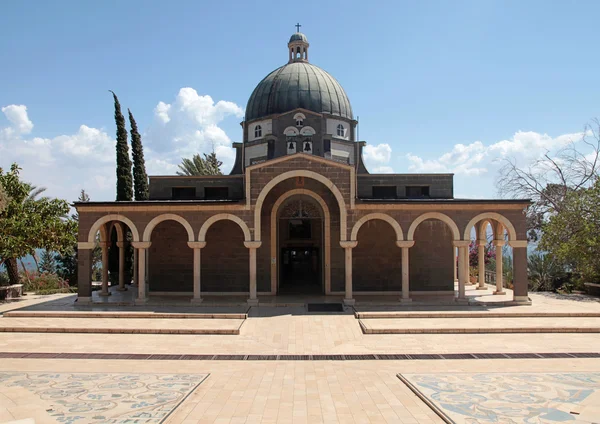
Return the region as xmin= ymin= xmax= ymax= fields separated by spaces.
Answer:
xmin=371 ymin=166 xmax=394 ymax=173
xmin=1 ymin=105 xmax=33 ymax=135
xmin=363 ymin=143 xmax=394 ymax=173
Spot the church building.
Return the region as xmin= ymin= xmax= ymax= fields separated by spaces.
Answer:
xmin=75 ymin=30 xmax=530 ymax=305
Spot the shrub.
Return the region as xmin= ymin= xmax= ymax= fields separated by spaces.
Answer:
xmin=0 ymin=272 xmax=9 ymax=287
xmin=22 ymin=271 xmax=70 ymax=295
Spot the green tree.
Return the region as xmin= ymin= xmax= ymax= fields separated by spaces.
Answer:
xmin=0 ymin=181 xmax=8 ymax=213
xmin=110 ymin=91 xmax=133 ymax=201
xmin=39 ymin=249 xmax=57 ymax=274
xmin=539 ymin=177 xmax=600 ymax=283
xmin=177 ymin=152 xmax=223 ymax=176
xmin=128 ymin=109 xmax=149 ymax=200
xmin=528 ymin=252 xmax=566 ymax=291
xmin=0 ymin=164 xmax=77 ymax=285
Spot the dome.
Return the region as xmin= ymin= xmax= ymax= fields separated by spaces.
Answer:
xmin=245 ymin=62 xmax=353 ymax=122
xmin=289 ymin=32 xmax=308 ymax=43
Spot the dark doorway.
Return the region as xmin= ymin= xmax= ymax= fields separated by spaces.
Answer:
xmin=279 ymin=247 xmax=321 ymax=294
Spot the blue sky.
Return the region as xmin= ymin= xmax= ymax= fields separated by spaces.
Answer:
xmin=1 ymin=0 xmax=599 ymax=201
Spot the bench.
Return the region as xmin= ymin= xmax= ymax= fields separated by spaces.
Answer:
xmin=584 ymin=282 xmax=600 ymax=296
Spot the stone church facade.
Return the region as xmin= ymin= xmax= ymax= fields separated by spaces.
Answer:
xmin=76 ymin=31 xmax=530 ymax=305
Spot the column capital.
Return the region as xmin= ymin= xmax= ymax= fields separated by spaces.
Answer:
xmin=77 ymin=242 xmax=95 ymax=250
xmin=188 ymin=241 xmax=207 ymax=249
xmin=244 ymin=241 xmax=262 ymax=249
xmin=396 ymin=241 xmax=415 ymax=248
xmin=493 ymin=240 xmax=506 ymax=247
xmin=453 ymin=240 xmax=470 ymax=247
xmin=340 ymin=240 xmax=358 ymax=249
xmin=116 ymin=241 xmax=126 ymax=248
xmin=476 ymin=239 xmax=486 ymax=247
xmin=132 ymin=241 xmax=152 ymax=249
xmin=508 ymin=240 xmax=528 ymax=248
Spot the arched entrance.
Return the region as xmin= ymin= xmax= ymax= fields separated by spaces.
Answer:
xmin=277 ymin=195 xmax=324 ymax=294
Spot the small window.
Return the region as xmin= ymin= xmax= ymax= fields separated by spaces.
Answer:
xmin=336 ymin=124 xmax=345 ymax=137
xmin=372 ymin=186 xmax=396 ymax=199
xmin=406 ymin=186 xmax=430 ymax=198
xmin=324 ymin=139 xmax=331 ymax=153
xmin=172 ymin=187 xmax=196 ymax=200
xmin=267 ymin=140 xmax=275 ymax=159
xmin=296 ymin=118 xmax=303 ymax=126
xmin=205 ymin=187 xmax=229 ymax=200
xmin=254 ymin=125 xmax=262 ymax=138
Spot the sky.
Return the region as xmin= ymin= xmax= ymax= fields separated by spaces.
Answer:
xmin=1 ymin=0 xmax=599 ymax=202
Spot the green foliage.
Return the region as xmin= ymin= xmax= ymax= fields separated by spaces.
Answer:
xmin=528 ymin=252 xmax=566 ymax=291
xmin=0 ymin=181 xmax=9 ymax=213
xmin=539 ymin=177 xmax=600 ymax=283
xmin=128 ymin=109 xmax=149 ymax=200
xmin=21 ymin=271 xmax=71 ymax=294
xmin=177 ymin=152 xmax=223 ymax=176
xmin=0 ymin=272 xmax=9 ymax=287
xmin=0 ymin=164 xmax=77 ymax=284
xmin=39 ymin=249 xmax=57 ymax=274
xmin=110 ymin=91 xmax=133 ymax=201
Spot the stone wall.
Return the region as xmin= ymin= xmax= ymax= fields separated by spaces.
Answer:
xmin=409 ymin=220 xmax=454 ymax=291
xmin=148 ymin=221 xmax=193 ymax=292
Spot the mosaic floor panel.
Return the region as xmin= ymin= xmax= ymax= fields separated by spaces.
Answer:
xmin=0 ymin=372 xmax=209 ymax=423
xmin=399 ymin=372 xmax=600 ymax=424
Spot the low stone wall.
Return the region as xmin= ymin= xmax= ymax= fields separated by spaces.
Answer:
xmin=0 ymin=284 xmax=23 ymax=300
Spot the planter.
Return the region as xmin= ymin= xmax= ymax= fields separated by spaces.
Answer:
xmin=0 ymin=284 xmax=23 ymax=300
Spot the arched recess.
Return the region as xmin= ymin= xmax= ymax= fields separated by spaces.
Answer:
xmin=407 ymin=212 xmax=460 ymax=241
xmin=254 ymin=170 xmax=347 ymax=241
xmin=463 ymin=212 xmax=517 ymax=241
xmin=143 ymin=214 xmax=194 ymax=242
xmin=198 ymin=214 xmax=252 ymax=242
xmin=351 ymin=213 xmax=404 ymax=242
xmin=270 ymin=189 xmax=331 ymax=294
xmin=88 ymin=214 xmax=140 ymax=243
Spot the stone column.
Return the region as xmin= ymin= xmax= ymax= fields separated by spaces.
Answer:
xmin=340 ymin=241 xmax=357 ymax=306
xmin=188 ymin=242 xmax=206 ymax=304
xmin=99 ymin=241 xmax=110 ymax=296
xmin=493 ymin=240 xmax=506 ymax=295
xmin=453 ymin=247 xmax=458 ymax=283
xmin=116 ymin=241 xmax=127 ymax=291
xmin=397 ymin=241 xmax=415 ymax=302
xmin=454 ymin=241 xmax=469 ymax=300
xmin=477 ymin=240 xmax=486 ymax=290
xmin=132 ymin=242 xmax=151 ymax=305
xmin=244 ymin=241 xmax=262 ymax=306
xmin=132 ymin=248 xmax=138 ymax=287
xmin=76 ymin=243 xmax=94 ymax=304
xmin=510 ymin=241 xmax=529 ymax=303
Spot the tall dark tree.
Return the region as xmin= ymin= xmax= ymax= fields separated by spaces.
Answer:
xmin=110 ymin=91 xmax=133 ymax=201
xmin=128 ymin=109 xmax=149 ymax=200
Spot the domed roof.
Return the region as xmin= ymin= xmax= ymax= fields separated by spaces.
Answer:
xmin=245 ymin=62 xmax=353 ymax=122
xmin=289 ymin=32 xmax=308 ymax=43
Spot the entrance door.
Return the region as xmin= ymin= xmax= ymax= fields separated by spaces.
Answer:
xmin=280 ymin=247 xmax=321 ymax=294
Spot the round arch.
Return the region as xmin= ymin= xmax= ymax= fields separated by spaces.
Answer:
xmin=198 ymin=214 xmax=252 ymax=242
xmin=351 ymin=213 xmax=404 ymax=242
xmin=143 ymin=214 xmax=195 ymax=242
xmin=87 ymin=214 xmax=140 ymax=243
xmin=270 ymin=189 xmax=331 ymax=294
xmin=254 ymin=170 xmax=347 ymax=241
xmin=110 ymin=222 xmax=125 ymax=242
xmin=463 ymin=212 xmax=517 ymax=241
xmin=407 ymin=212 xmax=460 ymax=241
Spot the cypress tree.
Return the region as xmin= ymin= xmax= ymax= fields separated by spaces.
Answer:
xmin=128 ymin=109 xmax=149 ymax=200
xmin=110 ymin=91 xmax=133 ymax=201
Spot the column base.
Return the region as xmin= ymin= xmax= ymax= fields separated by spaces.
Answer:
xmin=493 ymin=290 xmax=506 ymax=295
xmin=190 ymin=298 xmax=204 ymax=304
xmin=400 ymin=298 xmax=412 ymax=303
xmin=343 ymin=298 xmax=355 ymax=306
xmin=455 ymin=298 xmax=469 ymax=304
xmin=98 ymin=291 xmax=111 ymax=297
xmin=512 ymin=295 xmax=531 ymax=305
xmin=247 ymin=299 xmax=259 ymax=306
xmin=76 ymin=296 xmax=91 ymax=305
xmin=116 ymin=287 xmax=128 ymax=292
xmin=476 ymin=286 xmax=488 ymax=290
xmin=134 ymin=298 xmax=148 ymax=305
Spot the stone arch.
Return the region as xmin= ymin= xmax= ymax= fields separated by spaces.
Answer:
xmin=87 ymin=214 xmax=140 ymax=243
xmin=111 ymin=222 xmax=125 ymax=242
xmin=254 ymin=170 xmax=347 ymax=241
xmin=407 ymin=212 xmax=460 ymax=241
xmin=199 ymin=214 xmax=252 ymax=242
xmin=143 ymin=214 xmax=194 ymax=242
xmin=270 ymin=189 xmax=331 ymax=294
xmin=463 ymin=212 xmax=517 ymax=241
xmin=351 ymin=213 xmax=404 ymax=242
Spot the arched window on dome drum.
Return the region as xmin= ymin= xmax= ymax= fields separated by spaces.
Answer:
xmin=254 ymin=125 xmax=262 ymax=138
xmin=337 ymin=124 xmax=345 ymax=137
xmin=296 ymin=118 xmax=303 ymax=127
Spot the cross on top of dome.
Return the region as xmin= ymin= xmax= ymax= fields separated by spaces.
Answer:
xmin=295 ymin=23 xmax=301 ymax=32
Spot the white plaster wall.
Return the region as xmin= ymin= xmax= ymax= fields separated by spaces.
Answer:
xmin=245 ymin=143 xmax=268 ymax=166
xmin=331 ymin=141 xmax=354 ymax=164
xmin=326 ymin=118 xmax=350 ymax=140
xmin=248 ymin=119 xmax=272 ymax=142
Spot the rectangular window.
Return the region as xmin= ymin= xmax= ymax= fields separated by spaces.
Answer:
xmin=172 ymin=187 xmax=196 ymax=200
xmin=324 ymin=139 xmax=331 ymax=153
xmin=372 ymin=186 xmax=397 ymax=199
xmin=406 ymin=186 xmax=430 ymax=198
xmin=267 ymin=140 xmax=275 ymax=159
xmin=205 ymin=187 xmax=229 ymax=200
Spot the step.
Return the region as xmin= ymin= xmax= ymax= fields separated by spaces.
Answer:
xmin=355 ymin=311 xmax=600 ymax=319
xmin=0 ymin=317 xmax=245 ymax=335
xmin=359 ymin=317 xmax=600 ymax=334
xmin=3 ymin=310 xmax=247 ymax=319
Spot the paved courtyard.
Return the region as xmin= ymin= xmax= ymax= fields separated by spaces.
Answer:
xmin=0 ymin=289 xmax=599 ymax=423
